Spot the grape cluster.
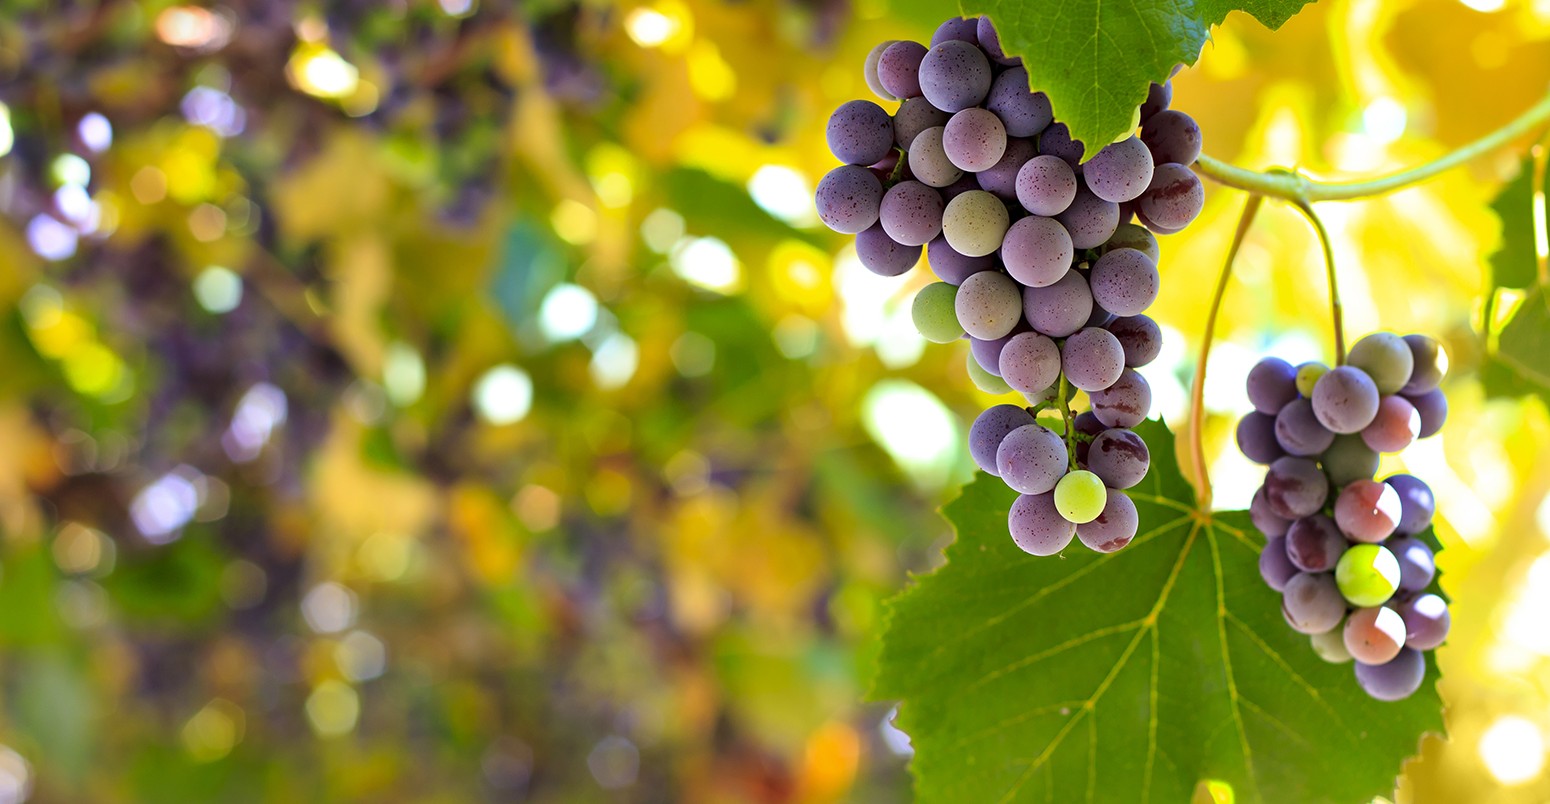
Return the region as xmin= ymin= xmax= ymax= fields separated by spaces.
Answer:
xmin=816 ymin=16 xmax=1207 ymax=557
xmin=1240 ymin=333 xmax=1450 ymax=701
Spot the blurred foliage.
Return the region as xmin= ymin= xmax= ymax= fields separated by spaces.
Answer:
xmin=0 ymin=1 xmax=1545 ymax=803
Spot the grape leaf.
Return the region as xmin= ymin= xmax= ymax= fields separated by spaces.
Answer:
xmin=1487 ymin=155 xmax=1546 ymax=291
xmin=1481 ymin=155 xmax=1550 ymax=400
xmin=873 ymin=419 xmax=1443 ymax=803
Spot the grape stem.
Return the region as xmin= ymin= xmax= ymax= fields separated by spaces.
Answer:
xmin=1290 ymin=200 xmax=1346 ymax=364
xmin=1055 ymin=373 xmax=1079 ymax=468
xmin=1188 ymin=194 xmax=1264 ymax=509
xmin=1191 ymin=86 xmax=1550 ymax=202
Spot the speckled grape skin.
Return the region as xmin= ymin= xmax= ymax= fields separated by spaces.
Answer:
xmin=954 ymin=270 xmax=1022 ymax=339
xmin=1089 ymin=247 xmax=1158 ymax=316
xmin=998 ymin=332 xmax=1060 ymax=395
xmin=1090 ymin=368 xmax=1151 ymax=428
xmin=854 ymin=223 xmax=920 ymax=277
xmin=879 ymin=180 xmax=944 ymax=247
xmin=1083 ymin=136 xmax=1155 ymax=203
xmin=976 ymin=138 xmax=1035 ymax=201
xmin=1312 ymin=365 xmax=1381 ymax=434
xmin=1061 ymin=326 xmax=1125 ymax=392
xmin=1263 ymin=456 xmax=1329 ymax=519
xmin=1038 ymin=122 xmax=1086 ymax=167
xmin=942 ymin=190 xmax=1009 ymax=258
xmin=1001 ymin=215 xmax=1072 ymax=288
xmin=1140 ymin=110 xmax=1203 ymax=165
xmin=1009 ymin=491 xmax=1076 ymax=556
xmin=969 ymin=404 xmax=1035 ymax=474
xmin=814 ymin=165 xmax=882 ymax=234
xmin=863 ymin=40 xmax=899 ymax=101
xmin=1056 ymin=187 xmax=1120 ymax=249
xmin=906 ymin=126 xmax=963 ymax=188
xmin=1138 ymin=162 xmax=1204 ymax=231
xmin=943 ymin=108 xmax=1007 ymax=172
xmin=926 ymin=236 xmax=994 ymax=285
xmin=1015 ymin=155 xmax=1078 ymax=217
xmin=969 ymin=324 xmax=1027 ymax=376
xmin=918 ymin=40 xmax=992 ymax=113
xmin=1274 ymin=398 xmax=1336 ymax=456
xmin=996 ymin=424 xmax=1068 ymax=495
xmin=827 ymin=100 xmax=895 ymax=166
xmin=1104 ymin=222 xmax=1160 ymax=263
xmin=1087 ymin=428 xmax=1150 ymax=489
xmin=986 ymin=67 xmax=1053 ymax=138
xmin=1105 ymin=314 xmax=1161 ymax=367
xmin=1022 ymin=270 xmax=1093 ymax=338
xmin=877 ymin=40 xmax=927 ymax=99
xmin=931 ymin=16 xmax=979 ymax=46
xmin=975 ymin=16 xmax=1021 ymax=65
xmin=1140 ymin=81 xmax=1172 ymax=123
xmin=1076 ymin=488 xmax=1139 ymax=552
xmin=893 ymin=96 xmax=949 ymax=150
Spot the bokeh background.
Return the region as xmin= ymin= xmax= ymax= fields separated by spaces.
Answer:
xmin=0 ymin=0 xmax=1547 ymax=801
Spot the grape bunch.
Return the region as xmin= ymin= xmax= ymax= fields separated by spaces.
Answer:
xmin=1240 ymin=333 xmax=1450 ymax=701
xmin=815 ymin=16 xmax=1207 ymax=557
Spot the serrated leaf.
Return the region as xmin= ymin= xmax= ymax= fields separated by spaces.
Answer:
xmin=873 ymin=419 xmax=1443 ymax=803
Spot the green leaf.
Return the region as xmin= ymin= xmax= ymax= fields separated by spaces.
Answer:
xmin=1481 ymin=156 xmax=1550 ymax=401
xmin=873 ymin=419 xmax=1443 ymax=803
xmin=1487 ymin=155 xmax=1546 ymax=291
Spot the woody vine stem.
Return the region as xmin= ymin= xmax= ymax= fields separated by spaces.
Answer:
xmin=1184 ymin=84 xmax=1550 ymax=508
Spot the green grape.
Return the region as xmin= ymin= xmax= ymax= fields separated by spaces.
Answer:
xmin=1310 ymin=625 xmax=1352 ymax=663
xmin=912 ymin=283 xmax=963 ymax=343
xmin=966 ymin=357 xmax=1012 ymax=394
xmin=1335 ymin=543 xmax=1401 ymax=607
xmin=942 ymin=190 xmax=1010 ymax=257
xmin=1053 ymin=470 xmax=1106 ymax=524
xmin=1346 ymin=332 xmax=1414 ymax=395
xmin=1295 ymin=361 xmax=1328 ymax=398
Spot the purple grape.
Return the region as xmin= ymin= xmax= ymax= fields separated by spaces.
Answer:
xmin=1086 ymin=428 xmax=1149 ymax=489
xmin=1090 ymin=369 xmax=1151 ymax=428
xmin=974 ymin=16 xmax=1020 ymax=65
xmin=1361 ymin=395 xmax=1419 ymax=453
xmin=1384 ymin=474 xmax=1435 ymax=535
xmin=854 ymin=223 xmax=920 ymax=277
xmin=926 ymin=236 xmax=994 ymax=285
xmin=969 ymin=323 xmax=1027 ymax=376
xmin=1322 ymin=434 xmax=1379 ymax=486
xmin=1104 ymin=222 xmax=1160 ymax=263
xmin=1106 ymin=315 xmax=1161 ymax=367
xmin=1251 ymin=486 xmax=1291 ymax=538
xmin=907 ymin=126 xmax=963 ymax=188
xmin=1038 ymin=122 xmax=1085 ymax=166
xmin=918 ymin=40 xmax=993 ymax=113
xmin=1140 ymin=81 xmax=1172 ymax=123
xmin=1088 ymin=247 xmax=1159 ymax=316
xmin=996 ymin=424 xmax=1069 ymax=494
xmin=975 ymin=138 xmax=1036 ymax=201
xmin=1137 ymin=163 xmax=1204 ymax=231
xmin=1405 ymin=389 xmax=1447 ymax=438
xmin=1009 ymin=491 xmax=1076 ymax=556
xmin=1015 ymin=154 xmax=1078 ymax=217
xmin=1084 ymin=305 xmax=1115 ymax=329
xmin=827 ymin=100 xmax=895 ymax=166
xmin=1312 ymin=366 xmax=1381 ymax=433
xmin=877 ymin=40 xmax=927 ymax=99
xmin=1084 ymin=137 xmax=1155 ymax=204
xmin=1396 ymin=594 xmax=1449 ymax=650
xmin=879 ymin=180 xmax=945 ymax=247
xmin=1282 ymin=572 xmax=1346 ymax=634
xmin=1260 ymin=536 xmax=1298 ymax=591
xmin=815 ymin=165 xmax=882 ymax=234
xmin=1354 ymin=647 xmax=1425 ymax=701
xmin=1237 ymin=412 xmax=1284 ymax=464
xmin=943 ymin=108 xmax=1008 ymax=172
xmin=999 ymin=332 xmax=1060 ymax=395
xmin=1246 ymin=357 xmax=1298 ymax=414
xmin=1274 ymin=398 xmax=1335 ymax=456
xmin=1062 ymin=327 xmax=1126 ymax=392
xmin=1001 ymin=215 xmax=1073 ymax=288
xmin=931 ymin=16 xmax=979 ymax=47
xmin=969 ymin=404 xmax=1035 ymax=475
xmin=1285 ymin=514 xmax=1347 ymax=573
xmin=985 ymin=67 xmax=1052 ymax=138
xmin=1264 ymin=456 xmax=1329 ymax=519
xmin=1140 ymin=110 xmax=1202 ymax=165
xmin=1334 ymin=479 xmax=1402 ymax=544
xmin=1076 ymin=488 xmax=1139 ymax=552
xmin=1022 ymin=270 xmax=1093 ymax=338
xmin=1056 ymin=187 xmax=1121 ymax=249
xmin=955 ymin=270 xmax=1023 ymax=340
xmin=893 ymin=96 xmax=950 ymax=150
xmin=1387 ymin=536 xmax=1436 ymax=592
xmin=1401 ymin=334 xmax=1446 ymax=395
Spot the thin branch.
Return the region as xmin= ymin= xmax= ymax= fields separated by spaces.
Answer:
xmin=1056 ymin=373 xmax=1078 ymax=468
xmin=1193 ymin=87 xmax=1550 ymax=203
xmin=1289 ymin=200 xmax=1347 ymax=365
xmin=1189 ymin=194 xmax=1264 ymax=510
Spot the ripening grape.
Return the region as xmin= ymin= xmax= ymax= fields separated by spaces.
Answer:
xmin=1334 ymin=479 xmax=1402 ymax=543
xmin=1054 ymin=470 xmax=1108 ymax=524
xmin=1104 ymin=222 xmax=1161 ymax=263
xmin=927 ymin=236 xmax=994 ymax=285
xmin=996 ymin=424 xmax=1069 ymax=494
xmin=1346 ymin=332 xmax=1414 ymax=395
xmin=1311 ymin=365 xmax=1381 ymax=434
xmin=967 ymin=358 xmax=1012 ymax=394
xmin=1009 ymin=491 xmax=1076 ymax=556
xmin=1056 ymin=187 xmax=1121 ymax=249
xmin=1246 ymin=357 xmax=1299 ymax=415
xmin=894 ymin=96 xmax=950 ymax=149
xmin=1273 ymin=398 xmax=1335 ymax=457
xmin=1105 ymin=315 xmax=1161 ymax=367
xmin=877 ymin=40 xmax=927 ymax=99
xmin=1343 ymin=606 xmax=1406 ymax=665
xmin=1406 ymin=389 xmax=1447 ymax=438
xmin=879 ymin=180 xmax=945 ymax=246
xmin=1387 ymin=536 xmax=1436 ymax=592
xmin=955 ymin=269 xmax=1022 ymax=340
xmin=1086 ymin=428 xmax=1149 ymax=489
xmin=918 ymin=40 xmax=993 ymax=112
xmin=1251 ymin=486 xmax=1291 ymax=538
xmin=1139 ymin=81 xmax=1172 ymax=123
xmin=1263 ymin=456 xmax=1329 ymax=520
xmin=1137 ymin=163 xmax=1204 ymax=231
xmin=969 ymin=404 xmax=1035 ymax=475
xmin=1139 ymin=110 xmax=1202 ymax=165
xmin=985 ymin=66 xmax=1053 ymax=138
xmin=943 ymin=108 xmax=1008 ymax=172
xmin=1385 ymin=474 xmax=1435 ymax=535
xmin=1284 ymin=514 xmax=1346 ymax=573
xmin=1237 ymin=412 xmax=1284 ymax=465
xmin=1083 ymin=137 xmax=1155 ymax=203
xmin=1061 ymin=327 xmax=1126 ymax=391
xmin=1353 ymin=648 xmax=1425 ymax=701
xmin=1360 ymin=395 xmax=1420 ymax=453
xmin=1321 ymin=434 xmax=1380 ymax=486
xmin=1401 ymin=334 xmax=1447 ymax=395
xmin=942 ymin=190 xmax=1010 ymax=258
xmin=1260 ymin=536 xmax=1298 ymax=591
xmin=908 ymin=126 xmax=964 ymax=188
xmin=976 ymin=138 xmax=1036 ymax=201
xmin=1015 ymin=154 xmax=1079 ymax=217
xmin=854 ymin=223 xmax=921 ymax=277
xmin=1295 ymin=362 xmax=1329 ymax=398
xmin=1089 ymin=248 xmax=1159 ymax=316
xmin=930 ymin=16 xmax=978 ymax=46
xmin=1396 ymin=593 xmax=1450 ymax=651
xmin=998 ymin=332 xmax=1061 ymax=395
xmin=975 ymin=16 xmax=1020 ymax=66
xmin=815 ymin=165 xmax=883 ymax=234
xmin=1001 ymin=215 xmax=1073 ymax=287
xmin=1076 ymin=487 xmax=1139 ymax=552
xmin=1039 ymin=122 xmax=1085 ymax=167
xmin=1022 ymin=270 xmax=1094 ymax=338
xmin=1090 ymin=369 xmax=1152 ymax=428
xmin=827 ymin=100 xmax=896 ymax=166
xmin=911 ymin=282 xmax=963 ymax=343
xmin=1335 ymin=543 xmax=1401 ymax=607
xmin=863 ymin=40 xmax=899 ymax=101
xmin=1282 ymin=572 xmax=1347 ymax=634
xmin=1311 ymin=626 xmax=1353 ymax=663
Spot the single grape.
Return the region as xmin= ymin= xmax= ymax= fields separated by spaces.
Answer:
xmin=855 ymin=223 xmax=921 ymax=277
xmin=1405 ymin=389 xmax=1447 ymax=438
xmin=1387 ymin=536 xmax=1436 ymax=592
xmin=1334 ymin=479 xmax=1402 ymax=543
xmin=969 ymin=404 xmax=1035 ymax=475
xmin=1311 ymin=365 xmax=1381 ymax=434
xmin=1343 ymin=606 xmax=1407 ymax=665
xmin=1251 ymin=485 xmax=1291 ymax=538
xmin=1273 ymin=398 xmax=1335 ymax=457
xmin=997 ymin=424 xmax=1069 ymax=494
xmin=1137 ymin=163 xmax=1205 ymax=231
xmin=1088 ymin=248 xmax=1159 ymax=316
xmin=1282 ymin=572 xmax=1347 ymax=634
xmin=1285 ymin=514 xmax=1347 ymax=573
xmin=1237 ymin=412 xmax=1285 ymax=465
xmin=1353 ymin=647 xmax=1424 ymax=701
xmin=1140 ymin=81 xmax=1172 ymax=123
xmin=1322 ymin=434 xmax=1380 ymax=486
xmin=1105 ymin=315 xmax=1161 ymax=367
xmin=1260 ymin=536 xmax=1298 ymax=591
xmin=1361 ymin=395 xmax=1420 ymax=453
xmin=1062 ymin=327 xmax=1126 ymax=392
xmin=931 ymin=16 xmax=978 ymax=46
xmin=1346 ymin=332 xmax=1414 ymax=395
xmin=1009 ymin=491 xmax=1076 ymax=556
xmin=1384 ymin=474 xmax=1435 ymax=535
xmin=863 ymin=40 xmax=900 ymax=101
xmin=975 ymin=16 xmax=1020 ymax=65
xmin=1086 ymin=428 xmax=1149 ymax=489
xmin=879 ymin=180 xmax=945 ymax=247
xmin=1263 ymin=456 xmax=1329 ymax=519
xmin=976 ymin=138 xmax=1036 ymax=201
xmin=1084 ymin=137 xmax=1155 ymax=203
xmin=1038 ymin=122 xmax=1085 ymax=167
xmin=1103 ymin=222 xmax=1160 ymax=263
xmin=907 ymin=126 xmax=964 ymax=188
xmin=1140 ymin=110 xmax=1202 ymax=165
xmin=1396 ymin=593 xmax=1449 ymax=650
xmin=999 ymin=332 xmax=1061 ymax=395
xmin=1246 ymin=357 xmax=1299 ymax=415
xmin=877 ymin=40 xmax=928 ymax=99
xmin=1022 ymin=270 xmax=1094 ymax=338
xmin=1015 ymin=155 xmax=1079 ymax=218
xmin=894 ymin=96 xmax=950 ymax=150
xmin=827 ymin=100 xmax=895 ymax=166
xmin=927 ymin=236 xmax=995 ymax=285
xmin=911 ymin=282 xmax=963 ymax=343
xmin=1335 ymin=543 xmax=1401 ymax=607
xmin=1001 ymin=215 xmax=1073 ymax=288
xmin=1076 ymin=488 xmax=1139 ymax=552
xmin=918 ymin=40 xmax=993 ymax=112
xmin=1311 ymin=625 xmax=1354 ymax=663
xmin=815 ymin=165 xmax=883 ymax=234
xmin=967 ymin=358 xmax=1012 ymax=394
xmin=1056 ymin=187 xmax=1121 ymax=249
xmin=1054 ymin=470 xmax=1107 ymax=524
xmin=1295 ymin=362 xmax=1329 ymax=398
xmin=942 ymin=190 xmax=1010 ymax=258
xmin=943 ymin=108 xmax=1008 ymax=172
xmin=955 ymin=270 xmax=1022 ymax=340
xmin=1089 ymin=369 xmax=1152 ymax=428
xmin=1401 ymin=334 xmax=1447 ymax=395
